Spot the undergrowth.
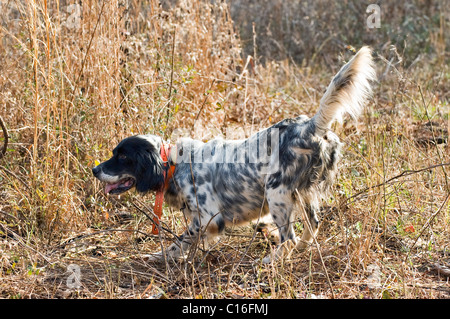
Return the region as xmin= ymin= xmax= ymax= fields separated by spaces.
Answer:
xmin=0 ymin=0 xmax=449 ymax=299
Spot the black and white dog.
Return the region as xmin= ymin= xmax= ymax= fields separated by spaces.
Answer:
xmin=93 ymin=47 xmax=375 ymax=263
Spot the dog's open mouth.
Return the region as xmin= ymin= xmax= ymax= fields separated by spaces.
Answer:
xmin=105 ymin=178 xmax=135 ymax=195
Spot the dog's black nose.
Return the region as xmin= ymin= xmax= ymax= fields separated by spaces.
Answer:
xmin=92 ymin=165 xmax=100 ymax=177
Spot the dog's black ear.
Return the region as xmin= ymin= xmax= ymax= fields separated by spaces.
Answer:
xmin=134 ymin=147 xmax=165 ymax=193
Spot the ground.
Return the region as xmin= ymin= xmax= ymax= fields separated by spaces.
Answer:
xmin=0 ymin=0 xmax=449 ymax=299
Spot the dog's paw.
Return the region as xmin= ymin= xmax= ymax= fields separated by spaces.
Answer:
xmin=258 ymin=238 xmax=300 ymax=264
xmin=142 ymin=252 xmax=164 ymax=262
xmin=295 ymin=239 xmax=311 ymax=251
xmin=261 ymin=255 xmax=272 ymax=264
xmin=253 ymin=252 xmax=275 ymax=265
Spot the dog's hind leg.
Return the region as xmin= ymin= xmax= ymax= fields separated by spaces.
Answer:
xmin=296 ymin=195 xmax=320 ymax=250
xmin=262 ymin=187 xmax=298 ymax=264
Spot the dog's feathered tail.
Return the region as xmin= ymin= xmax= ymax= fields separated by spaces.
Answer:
xmin=312 ymin=46 xmax=376 ymax=133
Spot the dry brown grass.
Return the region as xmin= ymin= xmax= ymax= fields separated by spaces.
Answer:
xmin=0 ymin=0 xmax=449 ymax=299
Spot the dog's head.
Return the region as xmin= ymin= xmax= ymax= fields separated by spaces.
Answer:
xmin=92 ymin=135 xmax=165 ymax=195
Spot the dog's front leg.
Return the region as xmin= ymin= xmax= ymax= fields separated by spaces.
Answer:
xmin=145 ymin=217 xmax=201 ymax=262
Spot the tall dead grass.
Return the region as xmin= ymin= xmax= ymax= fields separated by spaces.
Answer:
xmin=0 ymin=0 xmax=449 ymax=299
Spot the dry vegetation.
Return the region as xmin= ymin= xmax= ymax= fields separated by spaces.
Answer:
xmin=0 ymin=0 xmax=449 ymax=299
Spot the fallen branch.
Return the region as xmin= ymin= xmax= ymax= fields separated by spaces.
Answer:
xmin=57 ymin=228 xmax=152 ymax=249
xmin=432 ymin=263 xmax=450 ymax=278
xmin=0 ymin=223 xmax=53 ymax=264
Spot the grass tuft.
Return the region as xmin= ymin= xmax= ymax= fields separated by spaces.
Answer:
xmin=0 ymin=0 xmax=449 ymax=298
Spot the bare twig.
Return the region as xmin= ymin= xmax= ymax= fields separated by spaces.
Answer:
xmin=418 ymin=85 xmax=449 ymax=192
xmin=192 ymin=79 xmax=216 ymax=131
xmin=57 ymin=228 xmax=152 ymax=249
xmin=0 ymin=115 xmax=8 ymax=160
xmin=405 ymin=192 xmax=450 ymax=260
xmin=0 ymin=166 xmax=31 ymax=191
xmin=70 ymin=1 xmax=106 ymax=102
xmin=131 ymin=199 xmax=181 ymax=241
xmin=432 ymin=263 xmax=450 ymax=278
xmin=348 ymin=162 xmax=450 ymax=203
xmin=0 ymin=223 xmax=53 ymax=264
xmin=0 ymin=117 xmax=25 ymax=191
xmin=164 ymin=28 xmax=176 ymax=127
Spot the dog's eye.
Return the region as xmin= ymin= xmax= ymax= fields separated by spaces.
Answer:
xmin=118 ymin=154 xmax=127 ymax=160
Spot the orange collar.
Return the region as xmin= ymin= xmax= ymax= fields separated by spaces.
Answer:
xmin=152 ymin=142 xmax=175 ymax=235
xmin=160 ymin=142 xmax=176 ymax=190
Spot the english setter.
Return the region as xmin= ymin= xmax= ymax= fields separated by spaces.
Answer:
xmin=92 ymin=47 xmax=375 ymax=263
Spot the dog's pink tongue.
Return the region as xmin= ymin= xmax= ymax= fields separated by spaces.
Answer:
xmin=105 ymin=182 xmax=120 ymax=194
